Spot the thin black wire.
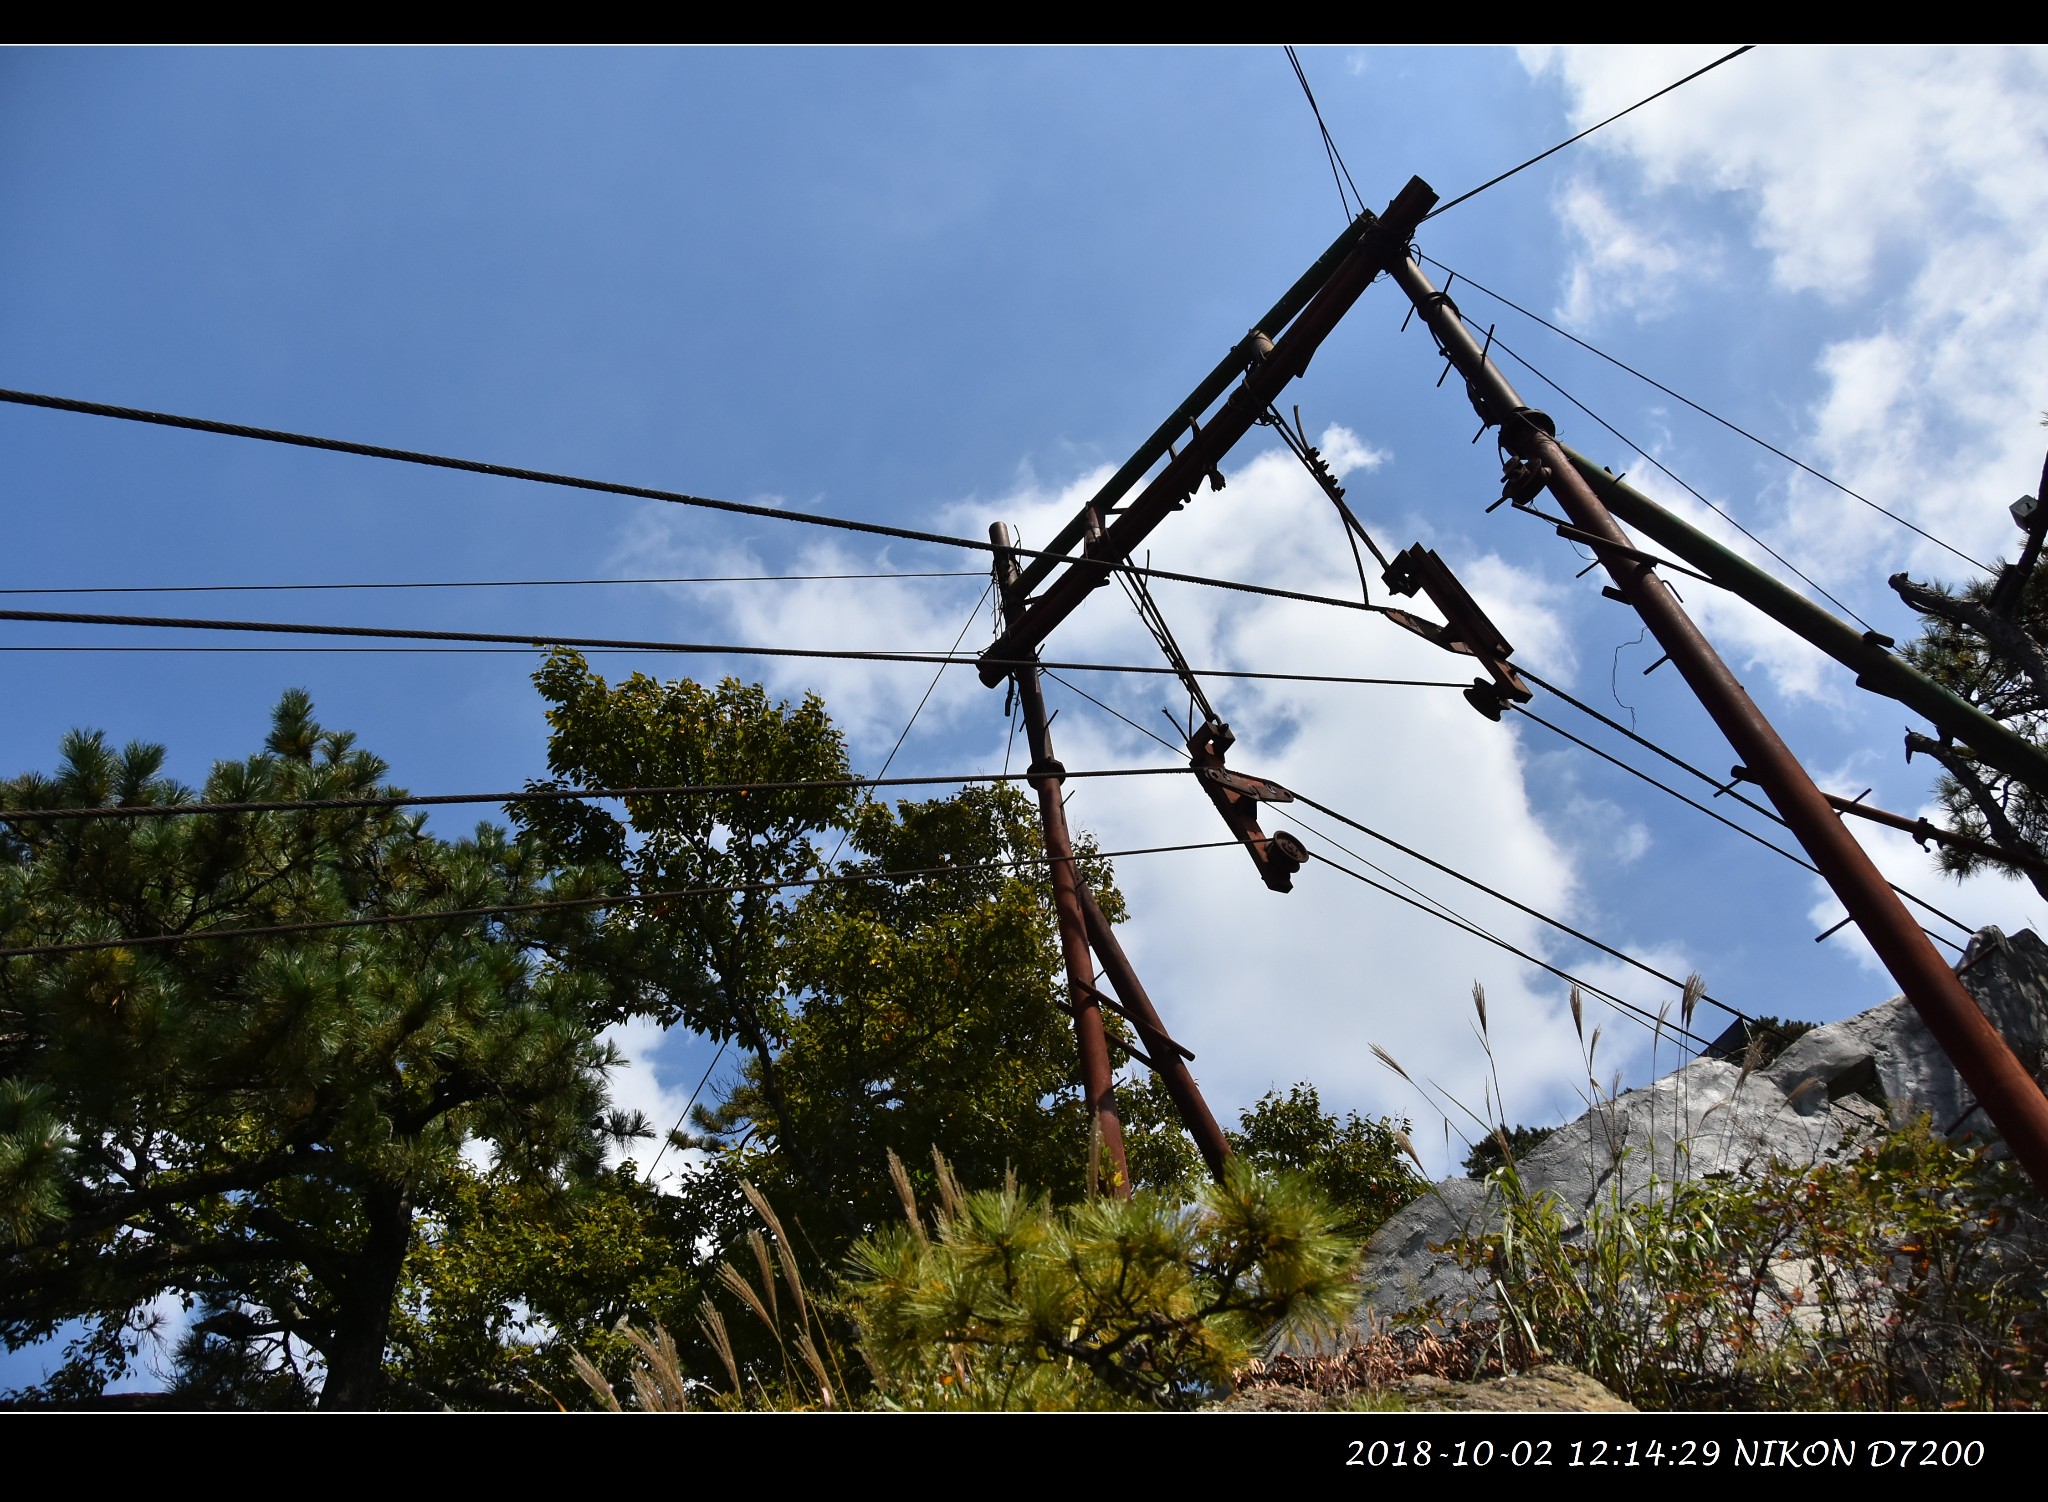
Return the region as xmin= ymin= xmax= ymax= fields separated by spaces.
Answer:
xmin=1304 ymin=850 xmax=1714 ymax=1050
xmin=1260 ymin=402 xmax=1392 ymax=604
xmin=0 ymin=570 xmax=985 ymax=597
xmin=1045 ymin=671 xmax=1186 ymax=757
xmin=1288 ymin=784 xmax=1745 ymax=1023
xmin=643 ymin=1042 xmax=728 ymax=1185
xmin=1422 ymin=47 xmax=1754 ymax=222
xmin=1523 ymin=666 xmax=1781 ymax=825
xmin=1516 ymin=704 xmax=1814 ymax=871
xmin=1420 ymin=255 xmax=1991 ymax=575
xmin=859 ymin=579 xmax=995 ymax=810
xmin=0 ymin=387 xmax=1387 ymax=618
xmin=1513 ymin=670 xmax=1975 ymax=939
xmin=0 ymin=766 xmax=1199 ymax=825
xmin=1287 ymin=804 xmax=1506 ymax=945
xmin=1284 ymin=45 xmax=1364 ymax=222
xmin=0 ymin=608 xmax=1473 ymax=688
xmin=1486 ymin=334 xmax=1880 ymax=631
xmin=1116 ymin=562 xmax=1221 ymax=736
xmin=0 ymin=838 xmax=1240 ymax=961
xmin=1511 ymin=703 xmax=1972 ymax=940
xmin=0 ymin=646 xmax=979 ymax=656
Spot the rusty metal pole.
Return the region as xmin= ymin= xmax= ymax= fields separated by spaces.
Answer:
xmin=1390 ymin=251 xmax=2048 ymax=1192
xmin=1075 ymin=883 xmax=1233 ymax=1181
xmin=992 ymin=523 xmax=1131 ymax=1196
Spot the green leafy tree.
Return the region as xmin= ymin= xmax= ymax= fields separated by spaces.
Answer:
xmin=1230 ymin=1084 xmax=1425 ymax=1240
xmin=691 ymin=783 xmax=1197 ymax=1252
xmin=512 ymin=652 xmax=862 ymax=1227
xmin=0 ymin=692 xmax=631 ymax=1407
xmin=381 ymin=1162 xmax=698 ymax=1409
xmin=515 ymin=654 xmax=1202 ymax=1267
xmin=1460 ymin=1122 xmax=1557 ymax=1181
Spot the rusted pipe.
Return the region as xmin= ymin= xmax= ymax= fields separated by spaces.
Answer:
xmin=1076 ymin=883 xmax=1233 ymax=1181
xmin=1390 ymin=251 xmax=2048 ymax=1191
xmin=993 ymin=524 xmax=1131 ymax=1196
xmin=1823 ymin=792 xmax=2048 ymax=877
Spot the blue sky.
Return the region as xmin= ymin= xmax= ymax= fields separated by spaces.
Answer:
xmin=5 ymin=43 xmax=2047 ymax=1385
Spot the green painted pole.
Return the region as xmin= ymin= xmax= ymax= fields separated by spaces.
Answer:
xmin=1559 ymin=446 xmax=2048 ymax=795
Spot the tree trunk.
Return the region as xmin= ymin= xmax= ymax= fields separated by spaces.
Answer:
xmin=316 ymin=1183 xmax=415 ymax=1410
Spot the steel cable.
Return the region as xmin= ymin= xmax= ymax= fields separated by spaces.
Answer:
xmin=0 ymin=838 xmax=1239 ymax=960
xmin=1420 ymin=255 xmax=1990 ymax=574
xmin=0 ymin=387 xmax=1394 ymax=617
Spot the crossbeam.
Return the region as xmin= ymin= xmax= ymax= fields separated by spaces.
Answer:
xmin=977 ymin=178 xmax=1437 ymax=686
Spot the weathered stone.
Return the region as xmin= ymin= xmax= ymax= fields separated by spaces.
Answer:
xmin=1392 ymin=1363 xmax=1636 ymax=1413
xmin=1354 ymin=925 xmax=2048 ymax=1324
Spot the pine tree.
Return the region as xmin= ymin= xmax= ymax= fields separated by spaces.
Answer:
xmin=1891 ymin=442 xmax=2048 ymax=898
xmin=0 ymin=692 xmax=630 ymax=1406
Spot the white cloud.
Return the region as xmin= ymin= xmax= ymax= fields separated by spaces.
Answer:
xmin=1561 ymin=791 xmax=1652 ymax=868
xmin=1532 ymin=45 xmax=2048 ymax=587
xmin=600 ymin=1017 xmax=707 ymax=1192
xmin=1318 ymin=422 xmax=1386 ymax=476
xmin=608 ymin=511 xmax=995 ymax=764
xmin=1552 ymin=178 xmax=1694 ymax=327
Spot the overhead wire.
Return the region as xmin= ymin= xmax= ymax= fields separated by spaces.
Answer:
xmin=0 ymin=606 xmax=1473 ymax=686
xmin=1417 ymin=255 xmax=1991 ymax=574
xmin=1284 ymin=45 xmax=1366 ymax=222
xmin=1044 ymin=671 xmax=1187 ymax=758
xmin=1288 ymin=782 xmax=1745 ymax=1026
xmin=0 ymin=570 xmax=986 ymax=597
xmin=0 ymin=387 xmax=1395 ymax=618
xmin=644 ymin=1044 xmax=727 ymax=1187
xmin=1421 ymin=46 xmax=1754 ymax=222
xmin=0 ymin=838 xmax=1240 ymax=962
xmin=1115 ymin=558 xmax=1222 ymax=738
xmin=856 ymin=578 xmax=996 ymax=812
xmin=1482 ymin=334 xmax=1881 ymax=630
xmin=1513 ymin=668 xmax=1974 ymax=941
xmin=1259 ymin=402 xmax=1391 ymax=607
xmin=0 ymin=765 xmax=1201 ymax=825
xmin=1286 ymin=804 xmax=1511 ymax=944
xmin=1304 ymin=847 xmax=1714 ymax=1051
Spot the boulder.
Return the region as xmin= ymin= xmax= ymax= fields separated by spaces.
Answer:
xmin=1356 ymin=925 xmax=2048 ymax=1322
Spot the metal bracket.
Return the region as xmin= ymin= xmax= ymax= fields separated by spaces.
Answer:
xmin=1380 ymin=544 xmax=1533 ymax=718
xmin=1187 ymin=723 xmax=1305 ymax=893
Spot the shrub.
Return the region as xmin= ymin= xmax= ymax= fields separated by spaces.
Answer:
xmin=1436 ymin=1116 xmax=2048 ymax=1410
xmin=842 ymin=1152 xmax=1363 ymax=1410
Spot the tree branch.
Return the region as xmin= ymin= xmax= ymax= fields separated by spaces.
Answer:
xmin=1892 ymin=572 xmax=2048 ymax=710
xmin=1905 ymin=731 xmax=2048 ymax=902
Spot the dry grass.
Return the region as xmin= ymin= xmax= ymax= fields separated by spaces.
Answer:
xmin=1232 ymin=1314 xmax=1520 ymax=1400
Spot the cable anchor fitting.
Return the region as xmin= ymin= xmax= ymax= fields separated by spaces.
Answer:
xmin=1027 ymin=756 xmax=1068 ymax=787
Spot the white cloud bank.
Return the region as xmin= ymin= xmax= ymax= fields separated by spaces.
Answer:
xmin=1528 ymin=45 xmax=2048 ymax=600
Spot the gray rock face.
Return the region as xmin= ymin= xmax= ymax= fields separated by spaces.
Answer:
xmin=1356 ymin=926 xmax=2048 ymax=1322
